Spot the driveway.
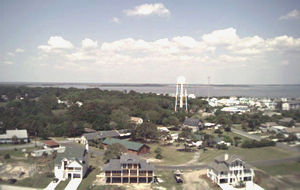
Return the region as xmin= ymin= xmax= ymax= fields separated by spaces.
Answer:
xmin=231 ymin=128 xmax=262 ymax=141
xmin=65 ymin=178 xmax=82 ymax=190
xmin=44 ymin=179 xmax=61 ymax=190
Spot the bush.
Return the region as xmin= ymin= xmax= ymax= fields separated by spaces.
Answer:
xmin=4 ymin=153 xmax=10 ymax=159
xmin=241 ymin=139 xmax=275 ymax=148
xmin=7 ymin=178 xmax=17 ymax=184
xmin=217 ymin=143 xmax=228 ymax=150
xmin=46 ymin=172 xmax=54 ymax=178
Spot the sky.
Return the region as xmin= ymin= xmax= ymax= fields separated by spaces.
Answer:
xmin=1 ymin=0 xmax=300 ymax=84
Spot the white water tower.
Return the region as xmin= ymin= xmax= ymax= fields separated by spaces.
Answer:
xmin=175 ymin=76 xmax=188 ymax=112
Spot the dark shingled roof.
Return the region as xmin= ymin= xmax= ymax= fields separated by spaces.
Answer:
xmin=55 ymin=144 xmax=86 ymax=165
xmin=103 ymin=153 xmax=154 ymax=171
xmin=183 ymin=118 xmax=201 ymax=127
xmin=103 ymin=138 xmax=148 ymax=151
xmin=82 ymin=130 xmax=121 ymax=141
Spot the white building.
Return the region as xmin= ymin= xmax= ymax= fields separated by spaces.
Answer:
xmin=0 ymin=129 xmax=28 ymax=143
xmin=54 ymin=144 xmax=89 ymax=180
xmin=207 ymin=154 xmax=254 ymax=186
xmin=130 ymin=117 xmax=143 ymax=125
xmin=282 ymin=100 xmax=300 ymax=111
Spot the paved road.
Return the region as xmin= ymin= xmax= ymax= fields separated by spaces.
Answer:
xmin=231 ymin=128 xmax=262 ymax=141
xmin=0 ymin=142 xmax=43 ymax=151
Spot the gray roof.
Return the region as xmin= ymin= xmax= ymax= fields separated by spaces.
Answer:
xmin=103 ymin=153 xmax=154 ymax=171
xmin=55 ymin=144 xmax=86 ymax=165
xmin=0 ymin=129 xmax=28 ymax=139
xmin=208 ymin=154 xmax=251 ymax=173
xmin=183 ymin=118 xmax=201 ymax=127
xmin=82 ymin=130 xmax=121 ymax=141
xmin=279 ymin=117 xmax=293 ymax=123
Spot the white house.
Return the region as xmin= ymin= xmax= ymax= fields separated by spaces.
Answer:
xmin=130 ymin=117 xmax=143 ymax=125
xmin=0 ymin=129 xmax=28 ymax=143
xmin=282 ymin=100 xmax=300 ymax=111
xmin=207 ymin=154 xmax=255 ymax=187
xmin=54 ymin=144 xmax=89 ymax=180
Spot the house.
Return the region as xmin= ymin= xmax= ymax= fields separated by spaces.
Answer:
xmin=103 ymin=153 xmax=154 ymax=183
xmin=130 ymin=117 xmax=143 ymax=125
xmin=43 ymin=140 xmax=60 ymax=148
xmin=0 ymin=129 xmax=28 ymax=143
xmin=270 ymin=126 xmax=288 ymax=135
xmin=31 ymin=140 xmax=65 ymax=157
xmin=183 ymin=118 xmax=202 ymax=132
xmin=80 ymin=130 xmax=131 ymax=144
xmin=207 ymin=154 xmax=254 ymax=186
xmin=54 ymin=144 xmax=89 ymax=180
xmin=260 ymin=122 xmax=278 ymax=133
xmin=278 ymin=117 xmax=294 ymax=126
xmin=283 ymin=127 xmax=300 ymax=139
xmin=282 ymin=100 xmax=300 ymax=111
xmin=102 ymin=138 xmax=150 ymax=155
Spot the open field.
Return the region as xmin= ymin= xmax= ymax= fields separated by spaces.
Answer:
xmin=257 ymin=161 xmax=300 ymax=176
xmin=198 ymin=145 xmax=298 ymax=163
xmin=144 ymin=143 xmax=195 ymax=165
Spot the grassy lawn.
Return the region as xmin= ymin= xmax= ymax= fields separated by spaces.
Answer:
xmin=14 ymin=172 xmax=53 ymax=188
xmin=257 ymin=161 xmax=300 ymax=176
xmin=51 ymin=109 xmax=67 ymax=116
xmin=0 ymin=147 xmax=37 ymax=161
xmin=56 ymin=178 xmax=71 ymax=190
xmin=0 ymin=102 xmax=7 ymax=107
xmin=199 ymin=146 xmax=297 ymax=163
xmin=144 ymin=143 xmax=195 ymax=165
xmin=152 ymin=170 xmax=183 ymax=190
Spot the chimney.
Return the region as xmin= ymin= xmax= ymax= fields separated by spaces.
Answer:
xmin=224 ymin=153 xmax=229 ymax=161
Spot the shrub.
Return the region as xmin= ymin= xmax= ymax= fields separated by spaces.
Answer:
xmin=217 ymin=143 xmax=228 ymax=150
xmin=241 ymin=139 xmax=275 ymax=148
xmin=7 ymin=178 xmax=17 ymax=184
xmin=4 ymin=153 xmax=10 ymax=159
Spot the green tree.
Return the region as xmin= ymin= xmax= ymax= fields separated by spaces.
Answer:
xmin=104 ymin=143 xmax=127 ymax=161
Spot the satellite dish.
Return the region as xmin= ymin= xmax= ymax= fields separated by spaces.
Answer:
xmin=177 ymin=76 xmax=186 ymax=84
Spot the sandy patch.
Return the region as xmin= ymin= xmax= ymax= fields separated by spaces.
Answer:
xmin=0 ymin=162 xmax=36 ymax=180
xmin=182 ymin=170 xmax=212 ymax=190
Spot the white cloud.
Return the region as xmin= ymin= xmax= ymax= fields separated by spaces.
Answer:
xmin=112 ymin=17 xmax=120 ymax=23
xmin=38 ymin=36 xmax=74 ymax=52
xmin=202 ymin=28 xmax=238 ymax=46
xmin=279 ymin=9 xmax=300 ymax=20
xmin=124 ymin=3 xmax=170 ymax=17
xmin=15 ymin=48 xmax=25 ymax=53
xmin=4 ymin=61 xmax=13 ymax=65
xmin=33 ymin=28 xmax=300 ymax=83
xmin=7 ymin=52 xmax=15 ymax=57
xmin=82 ymin=38 xmax=98 ymax=49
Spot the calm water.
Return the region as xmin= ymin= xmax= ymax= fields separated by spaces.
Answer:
xmin=16 ymin=83 xmax=300 ymax=98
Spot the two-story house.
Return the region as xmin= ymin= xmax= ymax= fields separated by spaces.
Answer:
xmin=54 ymin=144 xmax=89 ymax=180
xmin=103 ymin=153 xmax=154 ymax=183
xmin=207 ymin=154 xmax=254 ymax=186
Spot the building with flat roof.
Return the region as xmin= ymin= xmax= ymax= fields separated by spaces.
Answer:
xmin=103 ymin=153 xmax=154 ymax=183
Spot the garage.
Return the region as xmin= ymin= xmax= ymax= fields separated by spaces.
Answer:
xmin=73 ymin=174 xmax=81 ymax=178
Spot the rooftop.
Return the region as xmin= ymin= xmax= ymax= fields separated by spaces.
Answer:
xmin=103 ymin=138 xmax=148 ymax=151
xmin=0 ymin=129 xmax=28 ymax=139
xmin=103 ymin=153 xmax=154 ymax=171
xmin=55 ymin=144 xmax=86 ymax=165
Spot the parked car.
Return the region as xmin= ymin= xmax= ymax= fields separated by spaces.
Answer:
xmin=174 ymin=170 xmax=183 ymax=183
xmin=53 ymin=178 xmax=59 ymax=183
